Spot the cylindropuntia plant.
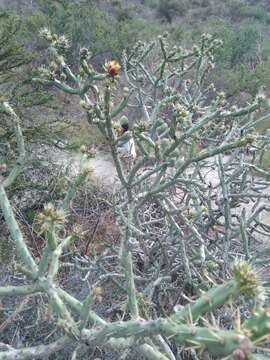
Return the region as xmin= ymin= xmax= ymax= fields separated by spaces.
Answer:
xmin=1 ymin=28 xmax=270 ymax=359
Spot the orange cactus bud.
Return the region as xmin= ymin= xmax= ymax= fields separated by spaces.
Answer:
xmin=106 ymin=60 xmax=121 ymax=76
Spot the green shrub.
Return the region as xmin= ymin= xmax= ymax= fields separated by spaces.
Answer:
xmin=157 ymin=0 xmax=189 ymax=22
xmin=115 ymin=4 xmax=134 ymax=22
xmin=231 ymin=25 xmax=260 ymax=66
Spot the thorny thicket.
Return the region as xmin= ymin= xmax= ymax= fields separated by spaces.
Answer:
xmin=1 ymin=29 xmax=270 ymax=359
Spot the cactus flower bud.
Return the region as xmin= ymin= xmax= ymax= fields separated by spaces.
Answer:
xmin=60 ymin=73 xmax=67 ymax=82
xmin=39 ymin=27 xmax=52 ymax=41
xmin=88 ymin=148 xmax=96 ymax=158
xmin=52 ymin=34 xmax=58 ymax=42
xmin=175 ymin=103 xmax=189 ymax=118
xmin=230 ymin=106 xmax=238 ymax=112
xmin=233 ymin=261 xmax=263 ymax=299
xmin=255 ymin=93 xmax=266 ymax=105
xmin=217 ymin=91 xmax=226 ymax=99
xmin=112 ymin=121 xmax=120 ymax=129
xmin=37 ymin=212 xmax=46 ymax=223
xmin=92 ymin=287 xmax=103 ymax=303
xmin=57 ymin=35 xmax=70 ymax=50
xmin=0 ymin=163 xmax=7 ymax=174
xmin=207 ymin=61 xmax=215 ymax=70
xmin=116 ymin=126 xmax=123 ymax=136
xmin=55 ymin=55 xmax=65 ymax=65
xmin=49 ymin=62 xmax=58 ymax=72
xmin=80 ymin=100 xmax=91 ymax=110
xmin=123 ymin=87 xmax=129 ymax=98
xmin=82 ymin=162 xmax=93 ymax=175
xmin=201 ymin=206 xmax=208 ymax=213
xmin=37 ymin=204 xmax=66 ymax=233
xmin=209 ymin=83 xmax=216 ymax=92
xmin=72 ymin=224 xmax=84 ymax=237
xmin=112 ymin=121 xmax=123 ymax=135
xmin=80 ymin=47 xmax=91 ymax=60
xmin=106 ymin=60 xmax=121 ymax=76
xmin=135 ymin=121 xmax=148 ymax=133
xmin=245 ymin=134 xmax=257 ymax=143
xmin=80 ymin=145 xmax=87 ymax=154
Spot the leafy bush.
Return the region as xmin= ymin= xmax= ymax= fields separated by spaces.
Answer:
xmin=157 ymin=0 xmax=189 ymax=22
xmin=0 ymin=11 xmax=51 ymax=162
xmin=226 ymin=0 xmax=270 ymax=23
xmin=231 ymin=25 xmax=260 ymax=67
xmin=0 ymin=11 xmax=31 ymax=88
xmin=7 ymin=0 xmax=270 ymax=100
xmin=115 ymin=4 xmax=134 ymax=22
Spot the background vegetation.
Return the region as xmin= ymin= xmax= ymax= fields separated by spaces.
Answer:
xmin=3 ymin=0 xmax=270 ymax=99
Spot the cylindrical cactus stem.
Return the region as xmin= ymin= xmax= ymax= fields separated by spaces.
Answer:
xmin=103 ymin=83 xmax=127 ymax=186
xmin=47 ymin=228 xmax=58 ymax=251
xmin=173 ymin=262 xmax=263 ymax=324
xmin=0 ymin=337 xmax=70 ymax=360
xmin=79 ymin=289 xmax=96 ymax=330
xmin=1 ymin=102 xmax=26 ymax=188
xmin=37 ymin=244 xmax=52 ymax=276
xmin=49 ymin=290 xmax=80 ymax=339
xmin=162 ymin=322 xmax=251 ymax=358
xmin=243 ymin=309 xmax=270 ymax=343
xmin=81 ymin=318 xmax=252 ymax=358
xmin=0 ymin=284 xmax=41 ymax=297
xmin=0 ymin=184 xmax=38 ymax=277
xmin=111 ymin=96 xmax=129 ymax=118
xmin=62 ymin=157 xmax=91 ymax=211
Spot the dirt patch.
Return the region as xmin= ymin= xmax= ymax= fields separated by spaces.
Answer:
xmin=54 ymin=149 xmax=118 ymax=190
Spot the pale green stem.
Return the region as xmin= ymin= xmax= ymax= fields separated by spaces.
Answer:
xmin=2 ymin=102 xmax=26 ymax=188
xmin=0 ymin=184 xmax=38 ymax=276
xmin=0 ymin=284 xmax=41 ymax=297
xmin=0 ymin=337 xmax=70 ymax=360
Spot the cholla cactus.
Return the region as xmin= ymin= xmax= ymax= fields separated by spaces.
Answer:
xmin=1 ymin=30 xmax=270 ymax=359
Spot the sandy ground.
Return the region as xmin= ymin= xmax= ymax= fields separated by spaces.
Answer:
xmin=56 ymin=150 xmax=270 ymax=231
xmin=55 ymin=150 xmax=118 ymax=189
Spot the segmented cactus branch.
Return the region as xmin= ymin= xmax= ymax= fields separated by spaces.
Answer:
xmin=1 ymin=30 xmax=270 ymax=359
